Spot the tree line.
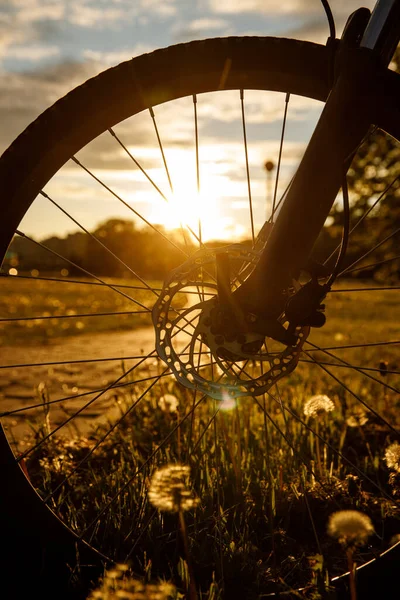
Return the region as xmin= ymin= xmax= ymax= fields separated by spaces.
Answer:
xmin=6 ymin=219 xmax=190 ymax=279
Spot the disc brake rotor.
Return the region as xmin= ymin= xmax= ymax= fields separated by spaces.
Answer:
xmin=152 ymin=245 xmax=309 ymax=400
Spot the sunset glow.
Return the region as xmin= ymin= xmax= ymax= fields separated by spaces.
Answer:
xmin=160 ymin=178 xmax=224 ymax=242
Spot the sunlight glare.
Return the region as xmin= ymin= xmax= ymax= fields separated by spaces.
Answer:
xmin=219 ymin=389 xmax=236 ymax=411
xmin=150 ymin=148 xmax=226 ymax=242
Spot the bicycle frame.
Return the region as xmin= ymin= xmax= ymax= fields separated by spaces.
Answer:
xmin=235 ymin=0 xmax=400 ymax=321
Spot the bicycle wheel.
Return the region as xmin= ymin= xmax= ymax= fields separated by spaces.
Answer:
xmin=1 ymin=37 xmax=400 ymax=599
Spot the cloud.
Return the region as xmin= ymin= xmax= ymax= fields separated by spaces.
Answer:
xmin=138 ymin=0 xmax=177 ymax=17
xmin=172 ymin=16 xmax=232 ymax=42
xmin=197 ymin=90 xmax=321 ymax=125
xmin=5 ymin=44 xmax=60 ymax=61
xmin=0 ymin=0 xmax=65 ymax=26
xmin=82 ymin=44 xmax=156 ymax=67
xmin=16 ymin=1 xmax=65 ymax=23
xmin=0 ymin=59 xmax=99 ymax=152
xmin=186 ymin=17 xmax=229 ymax=31
xmin=0 ymin=40 xmax=324 ymax=160
xmin=207 ymin=0 xmax=319 ymax=15
xmin=69 ymin=5 xmax=128 ymax=29
xmin=208 ymin=0 xmax=376 ymax=17
xmin=0 ymin=1 xmax=65 ymax=65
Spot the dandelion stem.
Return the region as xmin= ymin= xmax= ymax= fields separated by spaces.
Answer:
xmin=178 ymin=510 xmax=198 ymax=600
xmin=213 ymin=406 xmax=225 ymax=589
xmin=346 ymin=547 xmax=357 ymax=600
xmin=263 ymin=394 xmax=277 ymax=571
xmin=315 ymin=420 xmax=323 ymax=477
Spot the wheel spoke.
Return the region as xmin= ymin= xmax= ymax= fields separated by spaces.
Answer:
xmin=78 ymin=364 xmax=228 ymax=539
xmin=270 ymin=93 xmax=290 ymax=222
xmin=44 ymin=367 xmax=170 ymax=505
xmin=149 ymin=107 xmax=173 ymax=193
xmin=329 ymin=285 xmax=400 ymax=292
xmin=304 ymin=339 xmax=400 ymax=393
xmin=40 ymin=189 xmax=159 ymax=297
xmin=78 ymin=392 xmax=207 ymax=540
xmin=229 ymin=360 xmax=252 ymax=380
xmin=263 ymin=340 xmax=289 ymax=431
xmin=305 ymin=339 xmax=400 ymax=351
xmin=339 ymin=225 xmax=400 ymax=276
xmin=0 ymin=272 xmax=213 ymax=296
xmin=324 ymin=173 xmax=400 ymax=267
xmin=263 ymin=389 xmax=397 ymax=505
xmin=108 ymin=126 xmax=198 ymax=248
xmin=338 ymin=253 xmax=400 ymax=276
xmin=187 ymin=341 xmax=208 ymax=453
xmin=14 ymin=231 xmax=151 ymax=310
xmin=17 ymin=348 xmax=158 ymax=461
xmin=193 ymin=94 xmax=202 ymax=247
xmin=0 ymin=353 xmax=154 ymax=370
xmin=0 ymin=371 xmax=172 ymax=418
xmin=253 ymin=394 xmax=341 ymax=508
xmin=268 ymin=174 xmax=293 ymax=224
xmin=240 ymin=89 xmax=255 ymax=243
xmin=149 ymin=106 xmax=200 ymax=248
xmin=124 ymin=508 xmax=158 ymax=562
xmin=299 ymin=358 xmax=400 ymax=376
xmin=71 ymin=155 xmax=190 ymax=256
xmin=0 ymin=316 xmax=207 ymax=369
xmin=213 ymin=402 xmax=225 ymax=582
xmin=22 ymin=329 xmax=212 ymax=488
xmin=0 ymin=309 xmax=150 ymax=322
xmin=108 ymin=127 xmax=170 ymax=203
xmin=303 ymin=344 xmax=400 ymax=437
xmin=191 ymin=94 xmax=208 ymax=304
xmin=189 ymin=401 xmax=219 ymax=458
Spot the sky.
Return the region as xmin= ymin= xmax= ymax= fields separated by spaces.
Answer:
xmin=0 ymin=0 xmax=378 ymax=243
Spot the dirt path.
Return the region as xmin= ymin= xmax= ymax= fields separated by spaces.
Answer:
xmin=0 ymin=289 xmax=200 ymax=443
xmin=0 ymin=325 xmax=165 ymax=442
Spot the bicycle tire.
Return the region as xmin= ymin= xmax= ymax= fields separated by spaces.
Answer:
xmin=0 ymin=37 xmax=333 ymax=258
xmin=1 ymin=36 xmax=400 ymax=599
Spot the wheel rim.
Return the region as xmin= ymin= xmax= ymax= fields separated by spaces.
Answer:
xmin=1 ymin=37 xmax=400 ymax=597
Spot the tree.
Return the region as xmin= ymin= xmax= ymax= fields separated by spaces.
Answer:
xmin=85 ymin=218 xmax=189 ymax=279
xmin=327 ymin=48 xmax=400 ymax=282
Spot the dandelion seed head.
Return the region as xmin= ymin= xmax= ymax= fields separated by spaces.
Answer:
xmin=149 ymin=464 xmax=199 ymax=513
xmin=106 ymin=569 xmax=121 ymax=580
xmin=346 ymin=407 xmax=368 ymax=428
xmin=327 ymin=510 xmax=374 ymax=546
xmin=385 ymin=442 xmax=400 ymax=472
xmin=88 ymin=565 xmax=175 ymax=599
xmin=304 ymin=394 xmax=334 ymax=418
xmin=158 ymin=394 xmax=179 ymax=413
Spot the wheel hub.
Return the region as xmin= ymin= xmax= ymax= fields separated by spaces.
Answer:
xmin=152 ymin=245 xmax=310 ymax=400
xmin=197 ymin=298 xmax=265 ymax=362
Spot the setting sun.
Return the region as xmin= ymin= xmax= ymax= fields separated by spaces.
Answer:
xmin=148 ymin=147 xmax=247 ymax=243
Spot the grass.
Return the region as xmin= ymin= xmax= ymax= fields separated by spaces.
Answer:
xmin=0 ymin=273 xmax=169 ymax=345
xmin=4 ymin=279 xmax=400 ymax=598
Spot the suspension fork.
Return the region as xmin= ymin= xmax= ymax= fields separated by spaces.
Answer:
xmin=234 ymin=43 xmax=384 ymax=319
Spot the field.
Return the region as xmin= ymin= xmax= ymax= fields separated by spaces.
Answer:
xmin=1 ymin=275 xmax=400 ymax=598
xmin=0 ymin=274 xmax=162 ymax=345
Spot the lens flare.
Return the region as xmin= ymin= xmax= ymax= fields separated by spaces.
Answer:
xmin=219 ymin=389 xmax=236 ymax=411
